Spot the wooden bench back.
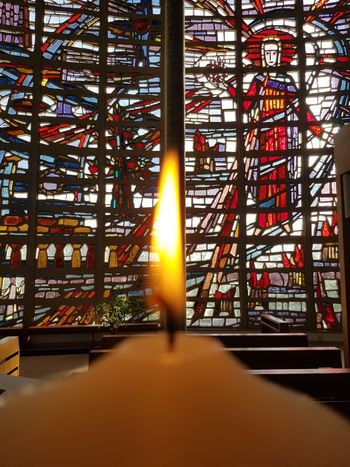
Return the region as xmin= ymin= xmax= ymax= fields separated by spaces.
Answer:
xmin=261 ymin=313 xmax=290 ymax=333
xmin=90 ymin=346 xmax=342 ymax=370
xmin=224 ymin=346 xmax=342 ymax=370
xmin=101 ymin=332 xmax=308 ymax=349
xmin=249 ymin=368 xmax=350 ymax=399
xmin=0 ymin=336 xmax=20 ymax=375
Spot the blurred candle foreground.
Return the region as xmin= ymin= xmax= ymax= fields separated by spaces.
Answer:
xmin=151 ymin=149 xmax=186 ymax=328
xmin=0 ymin=334 xmax=350 ymax=466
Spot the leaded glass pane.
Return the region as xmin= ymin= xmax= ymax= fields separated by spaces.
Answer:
xmin=185 ymin=0 xmax=349 ymax=329
xmin=1 ymin=0 xmax=348 ymax=331
xmin=0 ymin=0 xmax=161 ymax=326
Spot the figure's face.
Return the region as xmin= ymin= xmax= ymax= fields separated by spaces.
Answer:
xmin=264 ymin=42 xmax=279 ymax=66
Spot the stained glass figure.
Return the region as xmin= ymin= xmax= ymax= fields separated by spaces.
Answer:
xmin=184 ymin=0 xmax=349 ymax=329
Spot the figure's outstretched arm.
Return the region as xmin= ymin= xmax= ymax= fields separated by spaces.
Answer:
xmin=205 ymin=58 xmax=237 ymax=94
xmin=205 ymin=59 xmax=262 ymax=113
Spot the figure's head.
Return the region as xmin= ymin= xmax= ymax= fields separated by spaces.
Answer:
xmin=261 ymin=38 xmax=282 ymax=67
xmin=246 ymin=29 xmax=296 ymax=67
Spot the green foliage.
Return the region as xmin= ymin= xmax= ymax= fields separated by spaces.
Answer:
xmin=95 ymin=290 xmax=147 ymax=328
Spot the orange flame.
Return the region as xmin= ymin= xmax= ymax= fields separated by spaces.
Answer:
xmin=151 ymin=150 xmax=186 ymax=317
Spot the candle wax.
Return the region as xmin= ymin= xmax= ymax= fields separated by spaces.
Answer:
xmin=0 ymin=333 xmax=350 ymax=466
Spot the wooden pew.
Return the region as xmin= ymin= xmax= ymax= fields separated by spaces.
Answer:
xmin=249 ymin=368 xmax=350 ymax=421
xmin=101 ymin=334 xmax=156 ymax=348
xmin=114 ymin=323 xmax=161 ymax=333
xmin=249 ymin=368 xmax=350 ymax=399
xmin=224 ymin=346 xmax=342 ymax=370
xmin=0 ymin=322 xmax=161 ymax=353
xmin=189 ymin=333 xmax=307 ymax=348
xmin=90 ymin=346 xmax=342 ymax=369
xmin=261 ymin=313 xmax=289 ymax=333
xmin=101 ymin=332 xmax=308 ymax=349
xmin=0 ymin=336 xmax=20 ymax=376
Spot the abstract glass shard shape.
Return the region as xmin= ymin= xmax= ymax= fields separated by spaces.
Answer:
xmin=0 ymin=0 xmax=161 ymax=326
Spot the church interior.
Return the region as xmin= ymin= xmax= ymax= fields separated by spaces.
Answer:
xmin=0 ymin=0 xmax=350 ymax=465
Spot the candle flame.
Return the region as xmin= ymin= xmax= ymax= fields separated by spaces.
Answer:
xmin=152 ymin=150 xmax=186 ymax=318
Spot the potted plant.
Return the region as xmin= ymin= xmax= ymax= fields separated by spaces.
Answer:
xmin=95 ymin=290 xmax=147 ymax=333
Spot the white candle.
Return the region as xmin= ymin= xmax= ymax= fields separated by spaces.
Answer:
xmin=0 ymin=333 xmax=350 ymax=466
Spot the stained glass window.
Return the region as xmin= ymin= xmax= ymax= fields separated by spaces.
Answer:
xmin=0 ymin=0 xmax=161 ymax=326
xmin=184 ymin=0 xmax=349 ymax=329
xmin=0 ymin=0 xmax=349 ymax=331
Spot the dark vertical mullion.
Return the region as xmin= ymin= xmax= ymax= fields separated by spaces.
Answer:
xmin=165 ymin=0 xmax=186 ymax=330
xmin=160 ymin=0 xmax=166 ymax=156
xmin=296 ymin=0 xmax=315 ymax=330
xmin=95 ymin=1 xmax=108 ymax=307
xmin=165 ymin=0 xmax=185 ymax=224
xmin=235 ymin=2 xmax=248 ymax=329
xmin=23 ymin=0 xmax=44 ymax=327
xmin=160 ymin=0 xmax=166 ymax=328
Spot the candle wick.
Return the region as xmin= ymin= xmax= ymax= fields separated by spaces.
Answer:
xmin=166 ymin=309 xmax=176 ymax=351
xmin=156 ymin=293 xmax=177 ymax=351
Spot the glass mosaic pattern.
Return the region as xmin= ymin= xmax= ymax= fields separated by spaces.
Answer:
xmin=0 ymin=0 xmax=349 ymax=331
xmin=184 ymin=0 xmax=349 ymax=329
xmin=0 ymin=0 xmax=161 ymax=326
